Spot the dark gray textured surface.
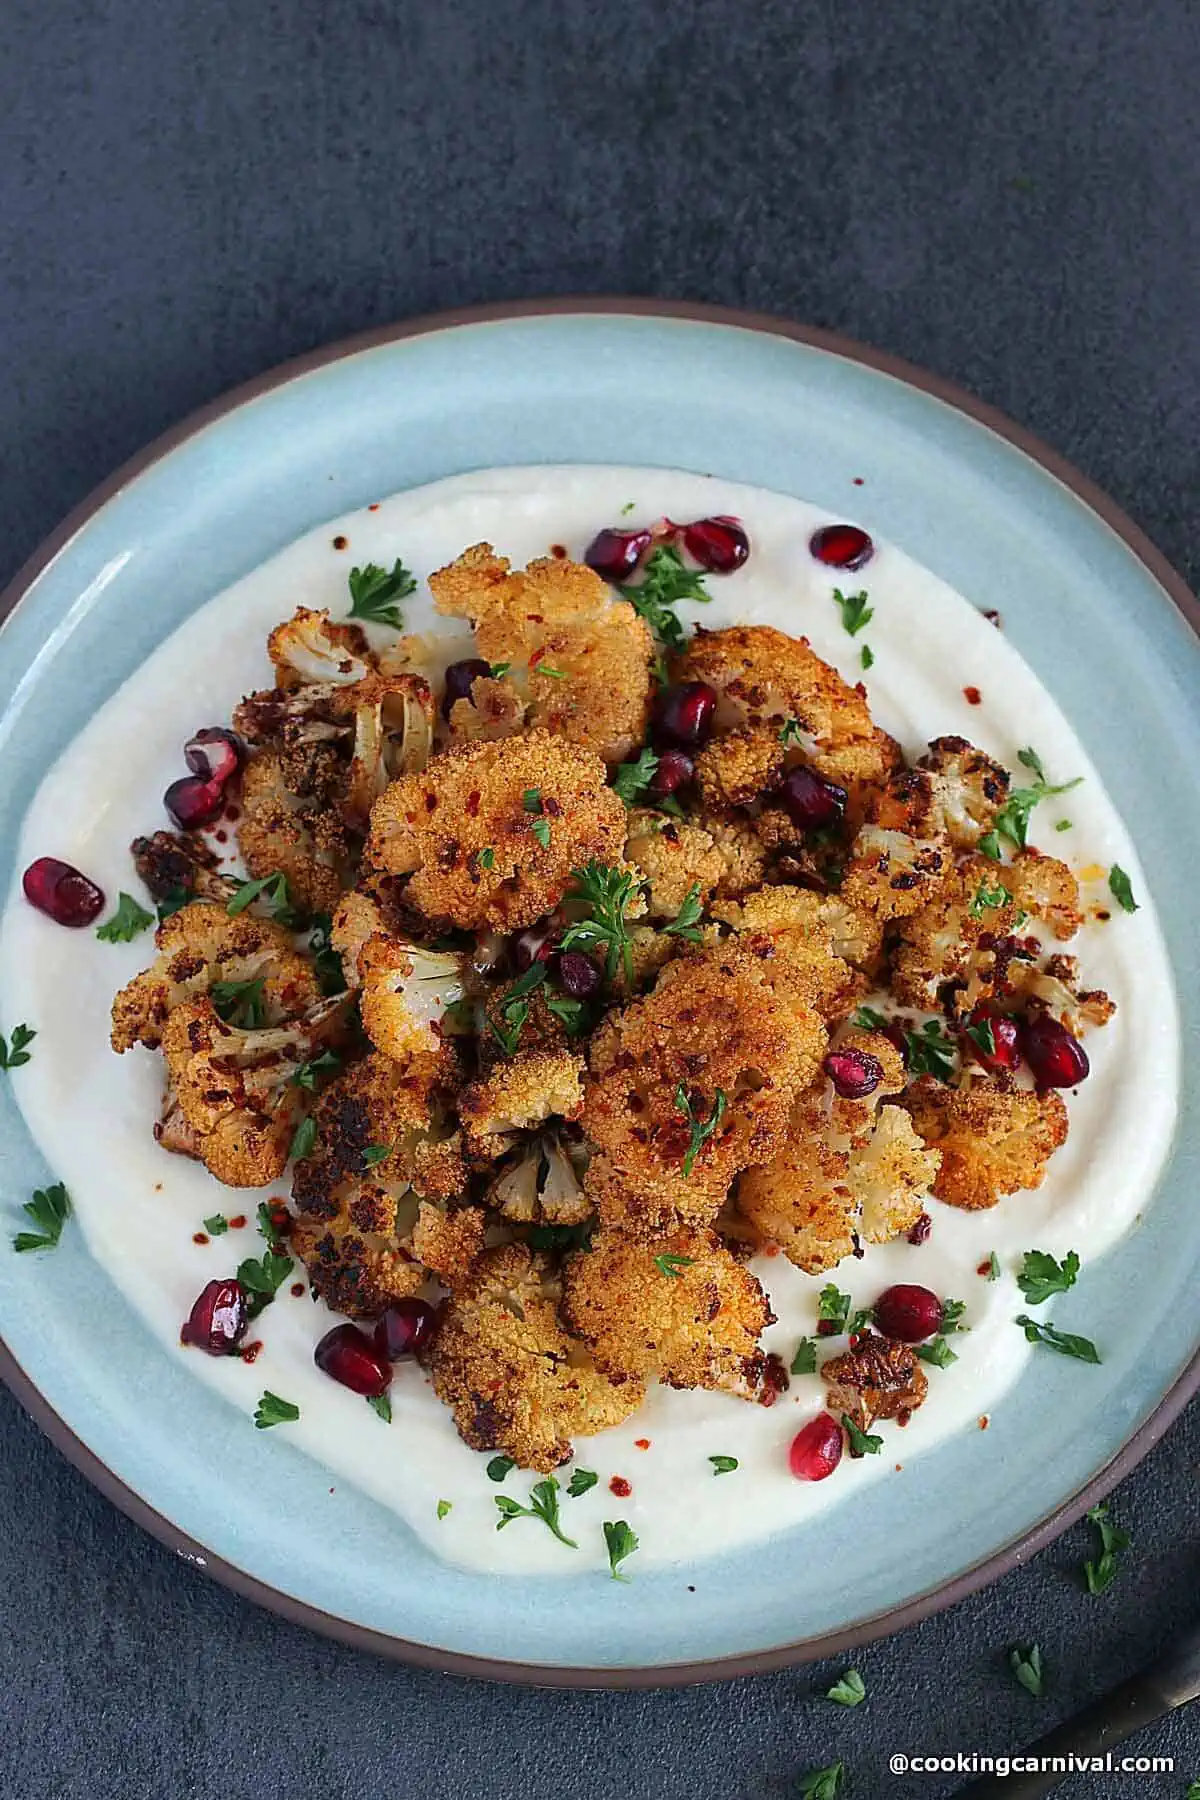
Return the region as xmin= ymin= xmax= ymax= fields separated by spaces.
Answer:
xmin=1 ymin=2 xmax=1198 ymax=1794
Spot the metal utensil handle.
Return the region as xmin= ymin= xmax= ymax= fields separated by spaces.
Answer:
xmin=953 ymin=1675 xmax=1175 ymax=1798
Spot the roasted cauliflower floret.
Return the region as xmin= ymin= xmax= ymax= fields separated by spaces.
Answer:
xmin=840 ymin=826 xmax=950 ymax=926
xmin=429 ymin=1244 xmax=645 ymax=1472
xmin=130 ymin=830 xmax=237 ymax=909
xmin=736 ymin=1128 xmax=856 ymax=1274
xmin=334 ymin=671 xmax=436 ymax=827
xmin=267 ymin=607 xmax=373 ymax=691
xmin=329 ymin=891 xmax=387 ymax=987
xmin=111 ymin=902 xmax=319 ymax=1052
xmin=561 ymin=1224 xmax=773 ymax=1399
xmin=711 ymin=885 xmax=871 ymax=1018
xmin=445 ymin=673 xmax=528 ymax=746
xmin=430 ymin=544 xmax=654 ymax=764
xmin=699 ymin=811 xmax=772 ymax=898
xmin=238 ymin=752 xmax=352 ymax=915
xmin=460 ymin=1049 xmax=586 ymax=1159
xmin=364 ymin=731 xmax=629 ymax=932
xmin=870 ymin=737 xmax=1011 ymax=849
xmin=623 ymin=809 xmax=725 ymax=919
xmin=849 ymin=1104 xmax=942 ymax=1244
xmin=694 ymin=727 xmax=786 ymax=812
xmin=821 ymin=1333 xmax=929 ymax=1429
xmin=1005 ymin=954 xmax=1116 ymax=1035
xmin=485 ymin=1133 xmax=591 ymax=1225
xmin=583 ymin=1150 xmax=722 ymax=1235
xmin=356 ymin=934 xmax=465 ymax=1088
xmin=903 ymin=1074 xmax=1069 ymax=1210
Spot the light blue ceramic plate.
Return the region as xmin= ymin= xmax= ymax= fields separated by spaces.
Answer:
xmin=0 ymin=303 xmax=1197 ymax=1685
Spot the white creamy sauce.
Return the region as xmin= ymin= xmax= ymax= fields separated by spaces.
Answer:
xmin=0 ymin=467 xmax=1178 ymax=1576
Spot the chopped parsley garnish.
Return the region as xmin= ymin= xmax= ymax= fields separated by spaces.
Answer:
xmin=487 ymin=1456 xmax=516 ymax=1481
xmin=488 ymin=961 xmax=548 ymax=1056
xmin=237 ymin=1248 xmax=294 ymax=1319
xmin=478 ymin=847 xmax=496 ymax=870
xmin=798 ymin=1761 xmax=845 ymax=1799
xmin=361 ymin=1143 xmax=391 ymax=1168
xmin=825 ymin=1669 xmax=866 ymax=1707
xmin=603 ymin=1519 xmax=639 ymax=1581
xmin=1009 ymin=1643 xmax=1044 ymax=1696
xmin=791 ymin=1338 xmax=818 ymax=1375
xmin=256 ymin=1200 xmax=286 ymax=1249
xmin=847 ymin=1306 xmax=875 ymax=1336
xmin=654 ymin=1252 xmax=696 ymax=1278
xmin=940 ymin=1298 xmax=967 ymax=1332
xmin=203 ymin=1213 xmax=230 ymax=1237
xmin=860 ymin=644 xmax=874 ymax=671
xmin=227 ymin=870 xmax=300 ymax=925
xmin=969 ymin=875 xmax=1012 ymax=917
xmin=545 ymin=993 xmax=590 ymax=1036
xmin=210 ymin=976 xmax=266 ymax=1029
xmin=612 ymin=746 xmax=660 ymax=805
xmin=1017 ymin=1249 xmax=1080 ymax=1306
xmin=903 ymin=1019 xmax=958 ymax=1081
xmin=530 ymin=816 xmax=552 ymax=850
xmin=567 ymin=1467 xmax=599 ymax=1497
xmin=619 ymin=543 xmax=711 ymax=654
xmin=494 ymin=1476 xmax=577 ymax=1548
xmin=914 ymin=1336 xmax=958 ymax=1368
xmin=436 ymin=1499 xmax=452 ymax=1520
xmin=307 ymin=913 xmax=347 ymax=995
xmin=661 ymin=883 xmax=704 ymax=942
xmin=841 ymin=1414 xmax=883 ymax=1458
xmin=156 ymin=887 xmax=190 ymax=922
xmin=964 ymin=1016 xmax=996 ymax=1057
xmin=96 ymin=892 xmax=154 ymax=942
xmin=1055 ymin=818 xmax=1072 ymax=832
xmin=254 ymin=1391 xmax=300 ymax=1430
xmin=12 ymin=1182 xmax=72 ymax=1253
xmin=0 ymin=1023 xmax=36 ymax=1071
xmin=532 ymin=663 xmax=567 ymax=680
xmin=1083 ymin=1503 xmax=1130 ymax=1596
xmin=833 ymin=587 xmax=873 ymax=637
xmin=368 ymin=1393 xmax=392 ymax=1424
xmin=523 ymin=787 xmax=543 ymax=812
xmin=490 ymin=660 xmax=511 ymax=678
xmin=851 ymin=1005 xmax=887 ymax=1031
xmin=778 ymin=718 xmax=806 ymax=748
xmin=1015 ymin=1314 xmax=1100 ymax=1363
xmin=291 ymin=1048 xmax=341 ymax=1091
xmin=979 ymin=747 xmax=1082 ymax=858
xmin=561 ymin=860 xmax=642 ymax=986
xmin=1108 ymin=865 xmax=1139 ymax=913
xmin=620 ymin=501 xmax=636 ymax=516
xmin=987 ymin=1250 xmax=1001 ymax=1281
xmin=708 ymin=1455 xmax=738 ymax=1475
xmin=818 ymin=1284 xmax=852 ymax=1333
xmin=346 ymin=558 xmax=415 ymax=630
xmin=675 ymin=1085 xmax=726 ymax=1177
xmin=527 ymin=1219 xmax=595 ymax=1255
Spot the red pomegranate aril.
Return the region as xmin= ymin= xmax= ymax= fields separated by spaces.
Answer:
xmin=181 ymin=1278 xmax=248 ymax=1356
xmin=558 ymin=950 xmax=602 ymax=999
xmin=164 ymin=774 xmax=226 ymax=831
xmin=907 ymin=1211 xmax=932 ymax=1246
xmin=789 ymin=1413 xmax=844 ymax=1481
xmin=679 ymin=515 xmax=750 ymax=574
xmin=809 ymin=523 xmax=875 ymax=570
xmin=21 ymin=857 xmax=106 ymax=927
xmin=441 ymin=657 xmax=492 ymax=720
xmin=873 ymin=1283 xmax=943 ymax=1343
xmin=314 ymin=1322 xmax=392 ymax=1396
xmin=823 ymin=1047 xmax=884 ymax=1100
xmin=584 ymin=526 xmax=652 ymax=584
xmin=778 ymin=764 xmax=847 ymax=833
xmin=963 ymin=1002 xmax=1021 ymax=1074
xmin=648 ymin=748 xmax=695 ymax=797
xmin=374 ymin=1297 xmax=438 ymax=1361
xmin=1020 ymin=1013 xmax=1090 ymax=1088
xmin=511 ymin=919 xmax=558 ymax=972
xmin=184 ymin=726 xmax=243 ymax=786
xmin=651 ymin=681 xmax=718 ymax=750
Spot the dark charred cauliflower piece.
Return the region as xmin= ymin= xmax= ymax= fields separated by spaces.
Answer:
xmin=839 ymin=825 xmax=951 ymax=927
xmin=364 ymin=730 xmax=629 ymax=932
xmin=904 ymin=1074 xmax=1069 ymax=1210
xmin=111 ymin=902 xmax=319 ymax=1052
xmin=429 ymin=1243 xmax=646 ymax=1472
xmin=430 ymin=543 xmax=655 ymax=765
xmin=870 ymin=736 xmax=1011 ymax=849
xmin=821 ymin=1333 xmax=929 ymax=1429
xmin=130 ymin=831 xmax=238 ymax=909
xmin=266 ymin=607 xmax=373 ymax=691
xmin=561 ymin=1224 xmax=773 ymax=1400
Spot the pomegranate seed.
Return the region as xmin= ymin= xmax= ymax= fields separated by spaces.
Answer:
xmin=873 ymin=1284 xmax=943 ymax=1342
xmin=651 ymin=681 xmax=718 ymax=750
xmin=557 ymin=950 xmax=601 ymax=999
xmin=314 ymin=1322 xmax=392 ymax=1396
xmin=810 ymin=523 xmax=874 ymax=570
xmin=164 ymin=774 xmax=226 ymax=831
xmin=584 ymin=527 xmax=652 ymax=584
xmin=21 ymin=857 xmax=105 ymax=927
xmin=963 ymin=1002 xmax=1021 ymax=1074
xmin=1020 ymin=1013 xmax=1090 ymax=1088
xmin=441 ymin=658 xmax=492 ymax=720
xmin=184 ymin=727 xmax=243 ymax=786
xmin=907 ymin=1211 xmax=932 ymax=1246
xmin=649 ymin=749 xmax=695 ymax=797
xmin=823 ymin=1047 xmax=884 ymax=1100
xmin=789 ymin=1413 xmax=844 ymax=1481
xmin=374 ymin=1297 xmax=438 ymax=1361
xmin=779 ymin=764 xmax=847 ymax=832
xmin=181 ymin=1278 xmax=248 ymax=1355
xmin=678 ymin=515 xmax=750 ymax=574
xmin=511 ymin=919 xmax=558 ymax=972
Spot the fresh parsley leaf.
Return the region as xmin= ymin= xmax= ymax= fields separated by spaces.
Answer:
xmin=979 ymin=750 xmax=1082 ymax=857
xmin=561 ymin=860 xmax=642 ymax=986
xmin=1108 ymin=865 xmax=1139 ymax=913
xmin=346 ymin=558 xmax=415 ymax=630
xmin=798 ymin=1762 xmax=844 ymax=1799
xmin=307 ymin=913 xmax=346 ymax=996
xmin=291 ymin=1048 xmax=341 ymax=1091
xmin=486 ymin=1456 xmax=516 ymax=1481
xmin=826 ymin=1669 xmax=866 ymax=1707
xmin=987 ymin=1250 xmax=1001 ymax=1281
xmin=290 ymin=1116 xmax=317 ymax=1162
xmin=1009 ymin=1642 xmax=1044 ymax=1696
xmin=846 ymin=1307 xmax=875 ymax=1336
xmin=818 ymin=1285 xmax=852 ymax=1333
xmin=841 ymin=1414 xmax=883 ymax=1458
xmin=254 ymin=1391 xmax=299 ymax=1429
xmin=940 ymin=1298 xmax=967 ymax=1333
xmin=227 ymin=870 xmax=299 ymax=924
xmin=545 ymin=993 xmax=590 ymax=1036
xmin=1083 ymin=1503 xmax=1130 ymax=1596
xmin=368 ymin=1393 xmax=392 ymax=1424
xmin=156 ymin=887 xmax=190 ymax=923
xmin=494 ymin=1476 xmax=577 ymax=1548
xmin=654 ymin=1252 xmax=696 ymax=1278
xmin=603 ymin=1519 xmax=639 ymax=1581
xmin=203 ymin=1213 xmax=230 ymax=1237
xmin=612 ymin=747 xmax=660 ymax=805
xmin=96 ymin=892 xmax=154 ymax=942
xmin=530 ymin=815 xmax=552 ymax=850
xmin=1015 ymin=1314 xmax=1101 ymax=1363
xmin=915 ymin=1336 xmax=958 ymax=1368
xmin=12 ymin=1182 xmax=72 ymax=1253
xmin=833 ymin=587 xmax=873 ymax=637
xmin=523 ymin=787 xmax=543 ymax=813
xmin=662 ymin=883 xmax=704 ymax=942
xmin=708 ymin=1455 xmax=738 ymax=1475
xmin=860 ymin=644 xmax=874 ymax=671
xmin=851 ymin=1005 xmax=887 ymax=1031
xmin=790 ymin=1338 xmax=818 ymax=1375
xmin=969 ymin=875 xmax=1012 ymax=917
xmin=0 ymin=1023 xmax=37 ymax=1071
xmin=965 ymin=1016 xmax=997 ymax=1057
xmin=619 ymin=501 xmax=636 ymax=516
xmin=904 ymin=1019 xmax=958 ymax=1081
xmin=778 ymin=718 xmax=806 ymax=748
xmin=567 ymin=1467 xmax=598 ymax=1497
xmin=490 ymin=660 xmax=512 ymax=678
xmin=478 ymin=847 xmax=495 ymax=871
xmin=489 ymin=1001 xmax=530 ymax=1057
xmin=237 ymin=1249 xmax=294 ymax=1319
xmin=619 ymin=543 xmax=711 ymax=653
xmin=210 ymin=976 xmax=266 ymax=1029
xmin=532 ymin=663 xmax=567 ymax=680
xmin=436 ymin=1499 xmax=452 ymax=1520
xmin=675 ymin=1085 xmax=726 ymax=1177
xmin=256 ymin=1200 xmax=285 ymax=1249
xmin=361 ymin=1143 xmax=392 ymax=1167
xmin=1017 ymin=1249 xmax=1080 ymax=1306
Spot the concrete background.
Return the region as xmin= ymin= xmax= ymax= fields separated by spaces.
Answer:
xmin=1 ymin=2 xmax=1197 ymax=1794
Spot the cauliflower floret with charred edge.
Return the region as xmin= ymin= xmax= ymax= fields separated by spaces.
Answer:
xmin=561 ymin=1224 xmax=774 ymax=1400
xmin=267 ymin=607 xmax=373 ymax=691
xmin=331 ymin=671 xmax=436 ymax=828
xmin=821 ymin=1333 xmax=929 ymax=1429
xmin=711 ymin=885 xmax=872 ymax=1019
xmin=356 ymin=933 xmax=465 ymax=1089
xmin=460 ymin=1049 xmax=586 ymax=1160
xmin=365 ymin=730 xmax=629 ymax=932
xmin=849 ymin=1105 xmax=942 ymax=1244
xmin=839 ymin=825 xmax=951 ymax=927
xmin=130 ymin=831 xmax=238 ymax=909
xmin=623 ymin=809 xmax=726 ymax=920
xmin=903 ymin=1074 xmax=1069 ymax=1211
xmin=870 ymin=737 xmax=1011 ymax=850
xmin=429 ymin=1243 xmax=645 ymax=1472
xmin=583 ymin=1150 xmax=722 ymax=1236
xmin=1004 ymin=953 xmax=1116 ymax=1036
xmin=238 ymin=752 xmax=352 ymax=915
xmin=430 ymin=543 xmax=655 ymax=765
xmin=111 ymin=902 xmax=320 ymax=1052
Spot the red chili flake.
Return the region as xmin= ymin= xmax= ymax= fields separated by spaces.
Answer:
xmin=332 ymin=535 xmax=348 ymax=550
xmin=907 ymin=1212 xmax=932 ymax=1246
xmin=757 ymin=1352 xmax=790 ymax=1407
xmin=192 ymin=1232 xmax=209 ymax=1246
xmin=240 ymin=1340 xmax=264 ymax=1364
xmin=979 ymin=1414 xmax=990 ymax=1430
xmin=976 ymin=1258 xmax=993 ymax=1277
xmin=465 ymin=790 xmax=481 ymax=817
xmin=609 ymin=1476 xmax=632 ymax=1497
xmin=368 ymin=503 xmax=380 ymax=512
xmin=550 ymin=543 xmax=568 ymax=559
xmin=225 ymin=804 xmax=241 ymax=824
xmin=763 ymin=1242 xmax=781 ymax=1257
xmin=634 ymin=1438 xmax=651 ymax=1451
xmin=963 ymin=685 xmax=982 ymax=706
xmin=228 ymin=1214 xmax=247 ymax=1230
xmin=896 ymin=1408 xmax=912 ymax=1427
xmin=290 ymin=1283 xmax=305 ymax=1298
xmin=1095 ymin=908 xmax=1111 ymax=922
xmin=852 ymin=476 xmax=864 ymax=486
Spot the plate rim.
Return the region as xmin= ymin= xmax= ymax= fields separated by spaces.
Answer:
xmin=1 ymin=296 xmax=1197 ymax=1688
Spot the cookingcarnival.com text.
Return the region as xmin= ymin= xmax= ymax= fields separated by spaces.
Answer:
xmin=888 ymin=1751 xmax=1175 ymax=1779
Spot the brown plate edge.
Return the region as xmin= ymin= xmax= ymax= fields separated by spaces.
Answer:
xmin=1 ymin=296 xmax=1197 ymax=1688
